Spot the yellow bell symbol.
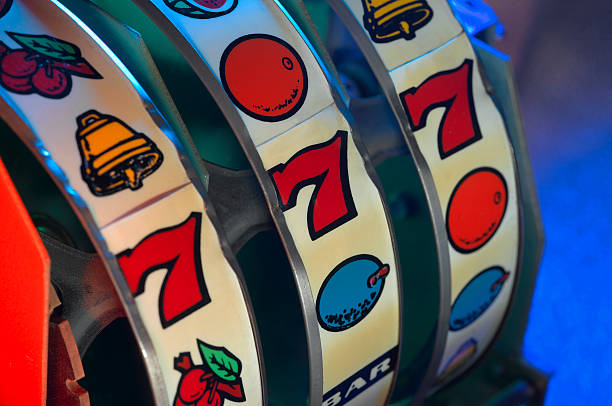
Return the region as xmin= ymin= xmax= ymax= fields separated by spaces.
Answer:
xmin=76 ymin=110 xmax=164 ymax=196
xmin=361 ymin=0 xmax=433 ymax=43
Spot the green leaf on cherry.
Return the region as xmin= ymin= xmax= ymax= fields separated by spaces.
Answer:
xmin=198 ymin=340 xmax=242 ymax=383
xmin=7 ymin=32 xmax=81 ymax=61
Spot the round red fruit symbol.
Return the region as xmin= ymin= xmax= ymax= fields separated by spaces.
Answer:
xmin=0 ymin=32 xmax=101 ymax=99
xmin=220 ymin=34 xmax=308 ymax=122
xmin=163 ymin=0 xmax=238 ymax=19
xmin=173 ymin=340 xmax=246 ymax=406
xmin=0 ymin=0 xmax=12 ymax=19
xmin=446 ymin=167 xmax=508 ymax=253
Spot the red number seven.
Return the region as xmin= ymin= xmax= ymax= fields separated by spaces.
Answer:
xmin=117 ymin=212 xmax=211 ymax=328
xmin=268 ymin=130 xmax=357 ymax=240
xmin=400 ymin=59 xmax=482 ymax=159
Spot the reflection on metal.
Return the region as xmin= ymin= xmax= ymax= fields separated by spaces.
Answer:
xmin=0 ymin=0 xmax=547 ymax=404
xmin=436 ymin=338 xmax=476 ymax=383
xmin=448 ymin=0 xmax=502 ymax=39
xmin=76 ymin=110 xmax=163 ymax=196
xmin=0 ymin=3 xmax=267 ymax=406
xmin=362 ymin=0 xmax=433 ymax=43
xmin=43 ymin=234 xmax=124 ymax=356
xmin=201 ymin=97 xmax=408 ymax=252
xmin=324 ymin=3 xmax=454 ymax=405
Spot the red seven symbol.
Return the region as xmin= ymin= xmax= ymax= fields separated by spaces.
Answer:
xmin=268 ymin=130 xmax=358 ymax=240
xmin=400 ymin=59 xmax=483 ymax=159
xmin=117 ymin=212 xmax=211 ymax=328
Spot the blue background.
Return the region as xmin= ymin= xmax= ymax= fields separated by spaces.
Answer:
xmin=490 ymin=1 xmax=612 ymax=404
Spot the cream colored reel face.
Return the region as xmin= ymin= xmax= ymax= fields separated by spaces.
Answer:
xmin=130 ymin=1 xmax=403 ymax=405
xmin=325 ymin=0 xmax=521 ymax=389
xmin=0 ymin=0 xmax=523 ymax=404
xmin=391 ymin=34 xmax=519 ymax=382
xmin=0 ymin=2 xmax=264 ymax=406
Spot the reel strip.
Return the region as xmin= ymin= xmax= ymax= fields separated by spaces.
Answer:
xmin=325 ymin=0 xmax=521 ymax=393
xmin=130 ymin=1 xmax=403 ymax=405
xmin=0 ymin=1 xmax=264 ymax=405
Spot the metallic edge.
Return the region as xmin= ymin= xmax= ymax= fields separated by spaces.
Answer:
xmin=324 ymin=0 xmax=453 ymax=404
xmin=0 ymin=98 xmax=171 ymax=405
xmin=425 ymin=38 xmax=525 ymax=391
xmin=1 ymin=2 xmax=269 ymax=404
xmin=275 ymin=1 xmax=406 ymax=404
xmin=130 ymin=1 xmax=325 ymax=404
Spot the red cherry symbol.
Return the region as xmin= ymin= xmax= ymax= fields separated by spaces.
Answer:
xmin=32 ymin=66 xmax=71 ymax=98
xmin=0 ymin=50 xmax=37 ymax=78
xmin=196 ymin=389 xmax=221 ymax=406
xmin=177 ymin=367 xmax=210 ymax=404
xmin=220 ymin=34 xmax=308 ymax=122
xmin=1 ymin=73 xmax=32 ymax=93
xmin=446 ymin=168 xmax=508 ymax=253
xmin=192 ymin=0 xmax=227 ymax=10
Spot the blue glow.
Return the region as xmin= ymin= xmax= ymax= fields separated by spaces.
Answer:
xmin=523 ymin=133 xmax=612 ymax=405
xmin=50 ymin=0 xmax=184 ymax=150
xmin=448 ymin=0 xmax=498 ymax=35
xmin=32 ymin=140 xmax=87 ymax=209
xmin=51 ymin=0 xmax=141 ymax=92
xmin=495 ymin=23 xmax=505 ymax=38
xmin=471 ymin=37 xmax=509 ymax=62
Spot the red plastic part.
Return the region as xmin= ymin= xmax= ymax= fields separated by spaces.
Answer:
xmin=0 ymin=157 xmax=50 ymax=406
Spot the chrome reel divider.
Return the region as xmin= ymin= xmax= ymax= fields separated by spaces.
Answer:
xmin=129 ymin=1 xmax=405 ymax=405
xmin=322 ymin=0 xmax=523 ymax=400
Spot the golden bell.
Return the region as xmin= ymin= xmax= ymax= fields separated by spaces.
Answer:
xmin=76 ymin=110 xmax=164 ymax=196
xmin=361 ymin=0 xmax=433 ymax=43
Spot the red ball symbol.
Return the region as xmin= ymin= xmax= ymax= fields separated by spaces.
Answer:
xmin=446 ymin=167 xmax=508 ymax=253
xmin=220 ymin=34 xmax=308 ymax=122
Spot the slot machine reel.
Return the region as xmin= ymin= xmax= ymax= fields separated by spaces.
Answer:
xmin=0 ymin=2 xmax=266 ymax=406
xmin=91 ymin=2 xmax=413 ymax=406
xmin=0 ymin=0 xmax=545 ymax=405
xmin=318 ymin=0 xmax=544 ymax=402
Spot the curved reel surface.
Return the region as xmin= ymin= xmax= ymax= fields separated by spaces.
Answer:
xmin=0 ymin=1 xmax=545 ymax=406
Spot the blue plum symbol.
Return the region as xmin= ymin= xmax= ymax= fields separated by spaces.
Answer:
xmin=316 ymin=254 xmax=390 ymax=332
xmin=450 ymin=266 xmax=510 ymax=331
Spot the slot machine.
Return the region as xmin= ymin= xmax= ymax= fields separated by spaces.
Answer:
xmin=0 ymin=1 xmax=547 ymax=405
